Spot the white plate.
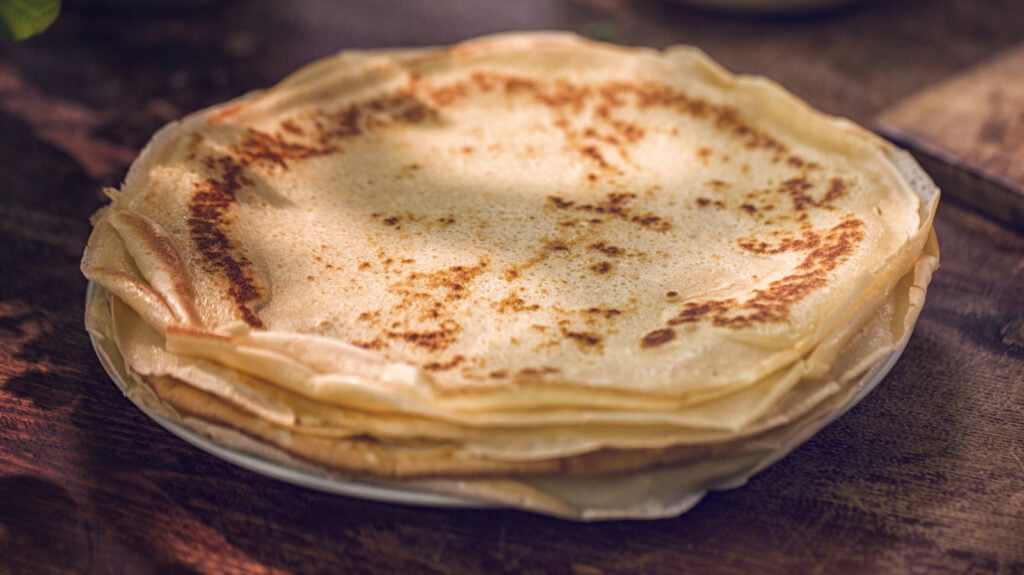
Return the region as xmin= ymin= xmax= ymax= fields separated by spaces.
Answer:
xmin=146 ymin=413 xmax=487 ymax=508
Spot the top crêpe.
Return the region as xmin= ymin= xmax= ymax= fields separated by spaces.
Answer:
xmin=83 ymin=32 xmax=935 ymax=418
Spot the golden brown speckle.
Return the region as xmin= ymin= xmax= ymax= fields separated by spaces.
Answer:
xmin=187 ymin=154 xmax=264 ymax=327
xmin=641 ymin=328 xmax=676 ymax=348
xmin=666 ymin=217 xmax=866 ymax=329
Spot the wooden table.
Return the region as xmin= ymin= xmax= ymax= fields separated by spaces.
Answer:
xmin=2 ymin=1 xmax=1022 ymax=573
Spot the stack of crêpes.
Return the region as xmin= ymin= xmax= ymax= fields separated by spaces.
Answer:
xmin=83 ymin=32 xmax=939 ymax=520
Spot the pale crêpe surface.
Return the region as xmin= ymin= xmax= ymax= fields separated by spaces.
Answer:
xmin=82 ymin=32 xmax=939 ymax=517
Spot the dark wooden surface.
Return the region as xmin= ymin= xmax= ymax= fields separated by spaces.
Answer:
xmin=878 ymin=43 xmax=1024 ymax=231
xmin=2 ymin=1 xmax=1023 ymax=573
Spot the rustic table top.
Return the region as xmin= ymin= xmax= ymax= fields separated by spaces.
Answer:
xmin=2 ymin=1 xmax=1022 ymax=573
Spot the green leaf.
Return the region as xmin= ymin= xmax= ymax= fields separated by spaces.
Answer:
xmin=0 ymin=0 xmax=61 ymax=41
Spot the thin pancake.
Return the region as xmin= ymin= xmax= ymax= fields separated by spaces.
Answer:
xmin=84 ymin=32 xmax=933 ymax=413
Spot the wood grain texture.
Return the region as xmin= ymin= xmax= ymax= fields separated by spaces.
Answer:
xmin=877 ymin=44 xmax=1024 ymax=230
xmin=2 ymin=1 xmax=1023 ymax=573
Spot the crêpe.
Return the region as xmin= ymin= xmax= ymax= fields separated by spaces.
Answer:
xmin=82 ymin=32 xmax=939 ymax=516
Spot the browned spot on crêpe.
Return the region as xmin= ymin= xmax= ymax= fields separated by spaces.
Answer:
xmin=424 ymin=354 xmax=466 ymax=372
xmin=235 ymin=128 xmax=337 ymax=171
xmin=378 ymin=320 xmax=463 ymax=352
xmin=310 ymin=93 xmax=438 ymax=146
xmin=664 ymin=217 xmax=866 ymax=330
xmin=350 ymin=258 xmax=489 ymax=356
xmin=186 ymin=91 xmax=441 ymax=328
xmin=778 ymin=177 xmax=844 ymax=212
xmin=586 ymin=307 xmax=623 ymax=319
xmin=545 ymin=192 xmax=671 ymax=232
xmin=399 ymin=261 xmax=489 ymax=302
xmin=558 ymin=320 xmax=603 ymax=351
xmin=641 ymin=328 xmax=676 ymax=348
xmin=492 ymin=292 xmax=541 ymax=314
xmin=516 ymin=366 xmax=562 ymax=379
xmin=187 ymin=155 xmax=264 ymax=327
xmin=565 ymin=330 xmax=602 ymax=348
xmin=588 ymin=242 xmax=625 ymax=256
xmin=352 ymin=323 xmax=462 ymax=354
xmin=410 ymin=71 xmax=792 ymax=179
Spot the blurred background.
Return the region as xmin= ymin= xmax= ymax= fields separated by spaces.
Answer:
xmin=3 ymin=0 xmax=1021 ymax=189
